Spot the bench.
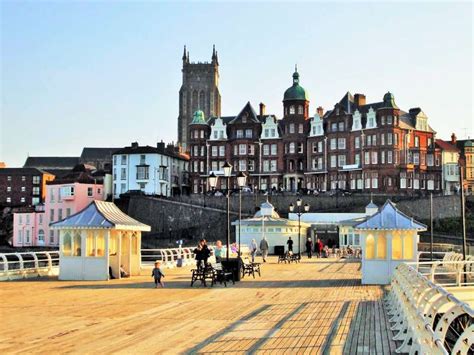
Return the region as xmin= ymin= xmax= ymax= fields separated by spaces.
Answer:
xmin=190 ymin=263 xmax=234 ymax=287
xmin=241 ymin=258 xmax=261 ymax=279
xmin=277 ymin=252 xmax=300 ymax=264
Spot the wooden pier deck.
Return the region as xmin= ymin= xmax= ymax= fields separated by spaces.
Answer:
xmin=0 ymin=257 xmax=397 ymax=354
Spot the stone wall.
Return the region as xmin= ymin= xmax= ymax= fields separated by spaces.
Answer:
xmin=126 ymin=194 xmax=471 ymax=248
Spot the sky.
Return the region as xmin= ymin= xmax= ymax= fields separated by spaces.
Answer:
xmin=1 ymin=1 xmax=472 ymax=167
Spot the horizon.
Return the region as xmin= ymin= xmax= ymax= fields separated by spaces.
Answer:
xmin=1 ymin=1 xmax=473 ymax=167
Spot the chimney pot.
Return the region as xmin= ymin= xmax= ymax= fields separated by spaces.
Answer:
xmin=451 ymin=133 xmax=457 ymax=145
xmin=259 ymin=102 xmax=266 ymax=116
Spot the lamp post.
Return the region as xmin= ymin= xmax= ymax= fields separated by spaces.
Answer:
xmin=289 ymin=198 xmax=310 ymax=258
xmin=236 ymin=171 xmax=247 ymax=254
xmin=223 ymin=162 xmax=233 ymax=260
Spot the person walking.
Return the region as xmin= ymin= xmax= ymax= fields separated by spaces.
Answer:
xmin=250 ymin=239 xmax=258 ymax=263
xmin=305 ymin=237 xmax=313 ymax=258
xmin=260 ymin=236 xmax=269 ymax=262
xmin=315 ymin=238 xmax=324 ymax=258
xmin=287 ymin=237 xmax=294 ymax=252
xmin=151 ymin=261 xmax=165 ymax=288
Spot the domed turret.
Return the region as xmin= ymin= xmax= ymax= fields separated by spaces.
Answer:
xmin=190 ymin=110 xmax=206 ymax=125
xmin=383 ymin=91 xmax=398 ymax=109
xmin=283 ymin=66 xmax=309 ymax=102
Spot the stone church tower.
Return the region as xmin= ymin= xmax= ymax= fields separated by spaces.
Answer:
xmin=177 ymin=45 xmax=221 ymax=150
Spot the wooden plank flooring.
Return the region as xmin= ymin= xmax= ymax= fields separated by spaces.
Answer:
xmin=0 ymin=257 xmax=398 ymax=354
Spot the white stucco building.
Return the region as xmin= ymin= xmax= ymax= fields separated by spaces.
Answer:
xmin=112 ymin=142 xmax=189 ymax=199
xmin=436 ymin=138 xmax=460 ymax=195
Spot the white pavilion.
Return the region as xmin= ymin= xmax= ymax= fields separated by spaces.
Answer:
xmin=50 ymin=200 xmax=151 ymax=281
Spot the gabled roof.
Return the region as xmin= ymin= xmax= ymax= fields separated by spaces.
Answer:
xmin=80 ymin=148 xmax=121 ymax=160
xmin=228 ymin=102 xmax=260 ymax=124
xmin=24 ymin=156 xmax=80 ymax=169
xmin=435 ymin=139 xmax=459 ymax=152
xmin=354 ymin=200 xmax=426 ymax=231
xmin=50 ymin=201 xmax=151 ymax=231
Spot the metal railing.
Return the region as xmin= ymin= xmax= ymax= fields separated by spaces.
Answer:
xmin=141 ymin=247 xmax=196 ymax=268
xmin=0 ymin=251 xmax=60 ymax=281
xmin=385 ymin=262 xmax=474 ymax=354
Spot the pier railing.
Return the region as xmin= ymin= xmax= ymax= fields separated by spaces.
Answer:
xmin=0 ymin=251 xmax=60 ymax=281
xmin=385 ymin=261 xmax=473 ymax=354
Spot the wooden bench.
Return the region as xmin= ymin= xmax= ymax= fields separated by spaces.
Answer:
xmin=190 ymin=263 xmax=234 ymax=287
xmin=277 ymin=252 xmax=300 ymax=264
xmin=241 ymin=258 xmax=261 ymax=279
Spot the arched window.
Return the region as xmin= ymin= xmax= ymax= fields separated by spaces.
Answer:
xmin=403 ymin=233 xmax=414 ymax=259
xmin=73 ymin=232 xmax=81 ymax=256
xmin=377 ymin=233 xmax=387 ymax=259
xmin=289 ymin=105 xmax=295 ymax=114
xmin=298 ymin=105 xmax=303 ymax=114
xmin=38 ymin=229 xmax=45 ymax=242
xmin=63 ymin=232 xmax=72 ymax=256
xmin=366 ymin=235 xmax=375 ymax=259
xmin=392 ymin=233 xmax=402 ymax=259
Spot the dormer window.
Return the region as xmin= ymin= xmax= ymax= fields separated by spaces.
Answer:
xmin=366 ymin=108 xmax=377 ymax=129
xmin=242 ymin=116 xmax=247 ymax=123
xmin=352 ymin=110 xmax=362 ymax=131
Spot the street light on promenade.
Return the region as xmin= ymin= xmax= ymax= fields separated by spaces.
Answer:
xmin=289 ymin=198 xmax=310 ymax=258
xmin=236 ymin=171 xmax=247 ymax=254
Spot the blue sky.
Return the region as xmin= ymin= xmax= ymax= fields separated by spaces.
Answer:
xmin=1 ymin=1 xmax=472 ymax=166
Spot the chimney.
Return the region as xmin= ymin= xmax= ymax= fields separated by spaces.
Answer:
xmin=259 ymin=102 xmax=266 ymax=116
xmin=451 ymin=133 xmax=457 ymax=145
xmin=354 ymin=94 xmax=366 ymax=106
xmin=157 ymin=141 xmax=165 ymax=152
xmin=316 ymin=106 xmax=324 ymax=117
xmin=131 ymin=142 xmax=139 ymax=149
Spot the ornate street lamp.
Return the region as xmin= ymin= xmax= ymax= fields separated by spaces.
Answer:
xmin=236 ymin=171 xmax=247 ymax=253
xmin=208 ymin=172 xmax=218 ymax=190
xmin=289 ymin=199 xmax=310 ymax=258
xmin=223 ymin=161 xmax=233 ymax=260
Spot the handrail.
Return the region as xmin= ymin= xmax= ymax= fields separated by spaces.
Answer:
xmin=385 ymin=262 xmax=474 ymax=354
xmin=0 ymin=251 xmax=60 ymax=281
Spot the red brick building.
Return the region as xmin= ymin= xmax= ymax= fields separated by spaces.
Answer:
xmin=188 ymin=69 xmax=442 ymax=194
xmin=0 ymin=168 xmax=55 ymax=207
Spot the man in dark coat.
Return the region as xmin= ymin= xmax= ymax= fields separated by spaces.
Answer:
xmin=305 ymin=237 xmax=313 ymax=258
xmin=287 ymin=237 xmax=294 ymax=252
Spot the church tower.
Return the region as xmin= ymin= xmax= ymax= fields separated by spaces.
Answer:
xmin=177 ymin=45 xmax=221 ymax=150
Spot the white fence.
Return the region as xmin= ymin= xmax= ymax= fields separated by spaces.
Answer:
xmin=385 ymin=262 xmax=474 ymax=354
xmin=0 ymin=251 xmax=60 ymax=281
xmin=141 ymin=247 xmax=196 ymax=269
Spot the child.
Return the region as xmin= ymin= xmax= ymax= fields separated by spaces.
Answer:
xmin=151 ymin=261 xmax=165 ymax=288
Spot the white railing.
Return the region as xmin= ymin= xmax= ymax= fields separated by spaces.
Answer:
xmin=0 ymin=251 xmax=60 ymax=281
xmin=385 ymin=262 xmax=474 ymax=354
xmin=141 ymin=247 xmax=196 ymax=268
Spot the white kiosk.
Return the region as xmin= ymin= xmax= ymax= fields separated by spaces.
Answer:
xmin=354 ymin=200 xmax=426 ymax=285
xmin=51 ymin=201 xmax=151 ymax=281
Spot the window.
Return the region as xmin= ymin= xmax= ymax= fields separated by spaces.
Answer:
xmin=338 ymin=138 xmax=346 ymax=150
xmin=413 ymin=153 xmax=420 ymax=165
xmin=338 ymin=122 xmax=344 ymax=131
xmin=239 ymin=144 xmax=247 ymax=155
xmin=26 ymin=214 xmax=30 ymax=225
xmin=298 ymin=124 xmax=304 ymax=133
xmin=263 ymin=144 xmax=270 ymax=156
xmin=338 ymin=155 xmax=346 ymax=167
xmin=331 ymin=123 xmax=337 ymax=132
xmin=200 ymin=130 xmax=204 ymax=139
xmin=32 ymin=176 xmax=40 ymax=184
xmin=289 ymin=105 xmax=295 ymax=114
xmin=50 ymin=209 xmax=55 ymax=222
xmin=50 ymin=230 xmax=55 ymax=244
xmin=298 ymin=105 xmax=303 ymax=114
xmin=289 ymin=143 xmax=295 ymax=154
xmin=87 ymin=187 xmax=93 ymax=197
xmin=7 ymin=176 xmax=11 ymax=181
xmin=355 ymin=137 xmax=360 ymax=149
xmin=38 ymin=229 xmax=44 ymax=242
xmin=381 ymin=151 xmax=385 ymax=164
xmin=121 ymin=155 xmax=127 ymax=165
xmin=248 ymin=160 xmax=255 ymax=171
xmin=414 ymin=136 xmax=419 ymax=147
xmin=239 ymin=160 xmax=247 ymax=171
xmin=211 ymin=146 xmax=218 ymax=157
xmin=427 ymin=154 xmax=434 ymax=166
xmin=200 ymin=146 xmax=205 ymax=156
xmin=62 ymin=232 xmax=72 ymax=256
xmin=6 ymin=186 xmax=11 ymax=192
xmin=248 ymin=145 xmax=255 ymax=155
xmin=381 ymin=134 xmax=385 ymax=145
xmin=289 ymin=124 xmax=295 ymax=134
xmin=121 ymin=168 xmax=127 ymax=180
xmin=381 ymin=116 xmax=385 ymax=125
xmin=312 ymin=142 xmax=318 ymax=153
xmin=330 ymin=138 xmax=336 ymax=150
xmin=372 ymin=152 xmax=378 ymax=165
xmin=213 ymin=131 xmax=218 ymax=139
xmin=20 ymin=197 xmax=25 ymax=203
xmin=372 ymin=135 xmax=377 ymax=146
xmin=233 ymin=145 xmax=238 ymax=155
xmin=387 ymin=115 xmax=393 ymax=124
xmin=73 ymin=232 xmax=82 ymax=256
xmin=58 ymin=208 xmax=63 ymax=221
xmin=66 ymin=208 xmax=71 ymax=217
xmin=366 ymin=235 xmax=375 ymax=259
xmin=219 ymin=146 xmax=225 ymax=157
xmin=245 ymin=129 xmax=253 ymax=138
xmin=32 ymin=187 xmax=40 ymax=195
xmin=271 ymin=144 xmax=277 ymax=155
xmin=355 ymin=153 xmax=360 ymax=166
xmin=365 ymin=152 xmax=370 ymax=165
xmin=387 ymin=151 xmax=393 ymax=164
xmin=318 ymin=141 xmax=323 ymax=153
xmin=270 ymin=160 xmax=277 ymax=172
xmin=236 ymin=129 xmax=243 ymax=138
xmin=317 ymin=157 xmax=323 ymax=170
xmin=387 ymin=133 xmax=393 ymax=145
xmin=121 ymin=183 xmax=126 ymax=193
xmin=21 ymin=176 xmax=26 ymax=181
xmin=330 ymin=155 xmax=337 ymax=168
xmin=39 ymin=214 xmax=43 ymax=224
xmin=298 ymin=143 xmax=303 ymax=153
xmin=21 ymin=186 xmax=26 ymax=192
xmin=263 ymin=160 xmax=270 ymax=172
xmin=367 ymin=135 xmax=372 ymax=146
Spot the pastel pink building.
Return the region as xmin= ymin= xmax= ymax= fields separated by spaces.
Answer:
xmin=13 ymin=167 xmax=106 ymax=247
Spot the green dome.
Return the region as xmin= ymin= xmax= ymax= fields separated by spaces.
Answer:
xmin=190 ymin=110 xmax=206 ymax=125
xmin=464 ymin=140 xmax=474 ymax=147
xmin=383 ymin=91 xmax=398 ymax=108
xmin=283 ymin=68 xmax=308 ymax=102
